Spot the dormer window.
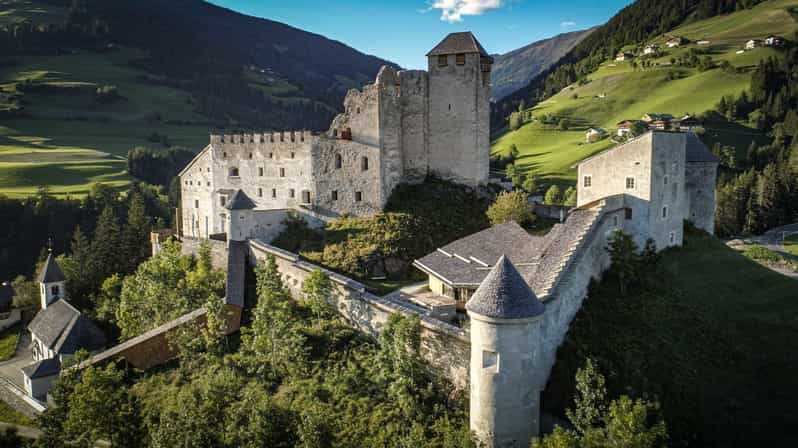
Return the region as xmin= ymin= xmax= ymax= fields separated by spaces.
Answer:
xmin=229 ymin=167 xmax=240 ymax=177
xmin=456 ymin=53 xmax=466 ymax=65
xmin=438 ymin=55 xmax=448 ymax=67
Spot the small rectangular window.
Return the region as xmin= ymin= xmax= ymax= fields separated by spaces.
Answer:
xmin=290 ymin=152 xmax=295 ymax=159
xmin=259 ymin=167 xmax=264 ymax=176
xmin=258 ymin=188 xmax=263 ymax=197
xmin=583 ymin=175 xmax=592 ymax=188
xmin=669 ymin=232 xmax=676 ymax=245
xmin=662 ymin=206 xmax=668 ymax=219
xmin=625 ymin=177 xmax=635 ymax=190
xmin=271 ymin=189 xmax=277 ymax=198
xmin=664 ymin=175 xmax=669 ymax=185
xmin=482 ymin=350 xmax=498 ymax=372
xmin=220 ymin=196 xmax=227 ymax=207
xmin=331 ymin=190 xmax=338 ymax=201
xmin=624 ymin=207 xmax=633 ymax=220
xmin=355 ymin=191 xmax=362 ymax=202
xmin=302 ymin=190 xmax=311 ymax=203
xmin=194 ymin=200 xmax=199 ymax=208
xmin=361 ymin=157 xmax=369 ymax=171
xmin=456 ymin=53 xmax=465 ymax=65
xmin=280 ymin=168 xmax=286 ymax=177
xmin=438 ymin=55 xmax=448 ymax=67
xmin=290 ymin=189 xmax=295 ymax=198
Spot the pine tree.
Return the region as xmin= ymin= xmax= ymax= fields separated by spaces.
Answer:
xmin=91 ymin=206 xmax=122 ymax=285
xmin=123 ymin=192 xmax=151 ymax=272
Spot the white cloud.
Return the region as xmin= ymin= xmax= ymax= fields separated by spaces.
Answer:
xmin=429 ymin=0 xmax=505 ymax=23
xmin=560 ymin=20 xmax=576 ymax=28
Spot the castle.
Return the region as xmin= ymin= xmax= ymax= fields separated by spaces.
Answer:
xmin=175 ymin=33 xmax=717 ymax=448
xmin=179 ymin=32 xmax=493 ymax=240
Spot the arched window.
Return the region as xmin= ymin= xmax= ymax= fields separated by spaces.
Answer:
xmin=229 ymin=167 xmax=240 ymax=177
xmin=335 ymin=154 xmax=342 ymax=169
xmin=361 ymin=156 xmax=369 ymax=171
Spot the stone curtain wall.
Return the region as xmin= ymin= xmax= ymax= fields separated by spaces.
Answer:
xmin=181 ymin=237 xmax=229 ymax=270
xmin=247 ymin=239 xmax=471 ymax=389
xmin=534 ymin=197 xmax=626 ymax=389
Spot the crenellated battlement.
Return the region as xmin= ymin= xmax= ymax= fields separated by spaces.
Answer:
xmin=209 ymin=130 xmax=317 ymax=146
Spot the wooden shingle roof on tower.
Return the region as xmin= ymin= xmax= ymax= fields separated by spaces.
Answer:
xmin=427 ymin=31 xmax=492 ymax=60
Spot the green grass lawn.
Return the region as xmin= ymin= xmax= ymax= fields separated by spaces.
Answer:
xmin=0 ymin=47 xmax=211 ymax=197
xmin=0 ymin=324 xmax=20 ymax=362
xmin=784 ymin=234 xmax=798 ymax=256
xmin=545 ymin=226 xmax=798 ymax=446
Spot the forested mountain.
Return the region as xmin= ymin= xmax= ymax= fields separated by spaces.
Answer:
xmin=492 ymin=0 xmax=766 ymax=125
xmin=490 ymin=28 xmax=594 ymax=101
xmin=1 ymin=0 xmax=396 ymax=129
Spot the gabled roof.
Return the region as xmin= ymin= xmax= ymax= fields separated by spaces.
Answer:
xmin=685 ymin=132 xmax=719 ymax=164
xmin=427 ymin=32 xmax=491 ymax=58
xmin=28 ymin=299 xmax=106 ymax=355
xmin=224 ymin=189 xmax=256 ymax=210
xmin=465 ymin=255 xmax=544 ymax=319
xmin=413 ymin=222 xmax=548 ymax=287
xmin=177 ymin=144 xmax=211 ymax=178
xmin=39 ymin=252 xmax=65 ymax=283
xmin=21 ymin=358 xmax=61 ymax=379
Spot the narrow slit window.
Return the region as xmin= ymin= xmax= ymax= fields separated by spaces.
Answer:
xmin=280 ymin=168 xmax=286 ymax=177
xmin=361 ymin=157 xmax=369 ymax=171
xmin=331 ymin=190 xmax=338 ymax=201
xmin=271 ymin=189 xmax=277 ymax=198
xmin=258 ymin=188 xmax=263 ymax=197
xmin=335 ymin=154 xmax=342 ymax=169
xmin=258 ymin=167 xmax=264 ymax=176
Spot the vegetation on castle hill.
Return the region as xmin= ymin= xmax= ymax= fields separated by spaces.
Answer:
xmin=0 ymin=323 xmax=21 ymax=362
xmin=545 ymin=225 xmax=798 ymax=446
xmin=32 ymin=255 xmax=474 ymax=448
xmin=273 ymin=178 xmax=490 ymax=288
xmin=784 ymin=233 xmax=798 ymax=256
xmin=0 ymin=181 xmax=172 ymax=288
xmin=487 ymin=190 xmax=535 ymax=226
xmin=533 ymin=359 xmax=667 ymax=448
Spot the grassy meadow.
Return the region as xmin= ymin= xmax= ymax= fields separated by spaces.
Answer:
xmin=0 ymin=48 xmax=211 ymax=197
xmin=491 ymin=0 xmax=798 ymax=189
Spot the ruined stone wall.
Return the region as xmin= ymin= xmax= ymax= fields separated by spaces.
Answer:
xmin=180 ymin=237 xmax=229 ymax=270
xmin=399 ymin=70 xmax=429 ymax=181
xmin=247 ymin=240 xmax=470 ymax=389
xmin=180 ymin=147 xmax=215 ymax=239
xmin=378 ymin=69 xmax=404 ymax=202
xmin=311 ymin=139 xmax=383 ymax=216
xmin=427 ymin=52 xmax=490 ymax=186
xmin=685 ymin=162 xmax=717 ymax=234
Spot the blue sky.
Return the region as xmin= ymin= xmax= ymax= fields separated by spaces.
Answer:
xmin=209 ymin=0 xmax=634 ymax=69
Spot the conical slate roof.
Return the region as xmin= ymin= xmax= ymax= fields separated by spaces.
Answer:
xmin=225 ymin=189 xmax=256 ymax=210
xmin=466 ymin=255 xmax=544 ymax=319
xmin=39 ymin=252 xmax=65 ymax=283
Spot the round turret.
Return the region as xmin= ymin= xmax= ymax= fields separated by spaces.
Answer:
xmin=466 ymin=255 xmax=545 ymax=448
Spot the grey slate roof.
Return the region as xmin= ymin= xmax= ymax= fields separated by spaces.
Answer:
xmin=39 ymin=252 xmax=65 ymax=283
xmin=21 ymin=358 xmax=61 ymax=379
xmin=28 ymin=299 xmax=106 ymax=355
xmin=413 ymin=222 xmax=548 ymax=287
xmin=225 ymin=240 xmax=246 ymax=307
xmin=685 ymin=132 xmax=719 ymax=163
xmin=225 ymin=189 xmax=256 ymax=210
xmin=427 ymin=31 xmax=491 ymax=58
xmin=465 ymin=255 xmax=544 ymax=319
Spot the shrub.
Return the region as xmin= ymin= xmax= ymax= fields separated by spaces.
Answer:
xmin=487 ymin=190 xmax=535 ymax=226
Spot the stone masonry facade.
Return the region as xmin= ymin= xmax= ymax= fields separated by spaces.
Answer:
xmin=179 ymin=32 xmax=493 ymax=241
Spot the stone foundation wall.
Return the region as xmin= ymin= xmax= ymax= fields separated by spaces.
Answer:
xmin=180 ymin=237 xmax=229 ymax=270
xmin=247 ymin=239 xmax=470 ymax=389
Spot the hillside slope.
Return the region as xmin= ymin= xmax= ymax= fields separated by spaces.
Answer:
xmin=491 ymin=0 xmax=798 ymax=189
xmin=490 ymin=29 xmax=594 ymax=101
xmin=0 ymin=0 xmax=395 ymax=197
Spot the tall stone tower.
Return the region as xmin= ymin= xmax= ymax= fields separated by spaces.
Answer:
xmin=466 ymin=255 xmax=545 ymax=448
xmin=39 ymin=250 xmax=65 ymax=310
xmin=225 ymin=189 xmax=256 ymax=242
xmin=426 ymin=32 xmax=492 ymax=186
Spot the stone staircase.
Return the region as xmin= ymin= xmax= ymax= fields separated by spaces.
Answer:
xmin=533 ymin=203 xmax=606 ymax=299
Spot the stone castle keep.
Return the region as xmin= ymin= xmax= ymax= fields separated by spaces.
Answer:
xmin=124 ymin=33 xmax=716 ymax=448
xmin=179 ymin=32 xmax=493 ymax=240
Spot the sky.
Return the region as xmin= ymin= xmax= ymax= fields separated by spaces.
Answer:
xmin=208 ymin=0 xmax=635 ymax=69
